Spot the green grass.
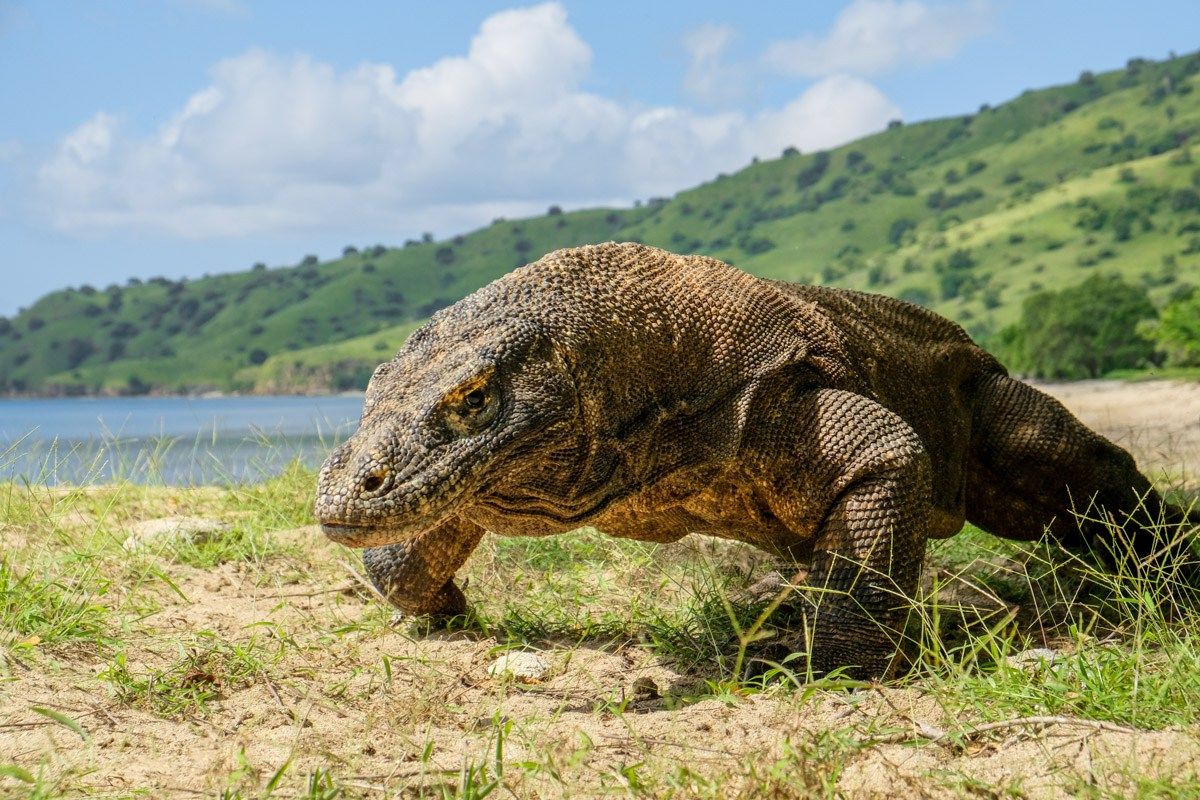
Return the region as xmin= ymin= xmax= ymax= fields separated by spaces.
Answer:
xmin=3 ymin=52 xmax=1200 ymax=395
xmin=100 ymin=632 xmax=283 ymax=718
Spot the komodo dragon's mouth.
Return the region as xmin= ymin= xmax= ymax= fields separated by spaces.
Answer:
xmin=319 ymin=521 xmax=435 ymax=548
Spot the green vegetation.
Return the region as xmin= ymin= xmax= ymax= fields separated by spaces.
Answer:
xmin=998 ymin=274 xmax=1159 ymax=379
xmin=4 ymin=52 xmax=1200 ymax=394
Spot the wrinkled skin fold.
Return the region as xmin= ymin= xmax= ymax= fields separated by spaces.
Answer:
xmin=315 ymin=242 xmax=1200 ymax=680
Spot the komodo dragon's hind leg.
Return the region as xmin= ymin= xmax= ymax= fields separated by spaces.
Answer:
xmin=754 ymin=390 xmax=933 ymax=681
xmin=965 ymin=373 xmax=1199 ymax=573
xmin=361 ymin=517 xmax=485 ymax=618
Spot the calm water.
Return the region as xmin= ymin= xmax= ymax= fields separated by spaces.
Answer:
xmin=0 ymin=395 xmax=366 ymax=485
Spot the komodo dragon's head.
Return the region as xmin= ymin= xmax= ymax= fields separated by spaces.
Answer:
xmin=313 ymin=288 xmax=580 ymax=548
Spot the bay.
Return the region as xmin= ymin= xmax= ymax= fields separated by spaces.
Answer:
xmin=0 ymin=395 xmax=365 ymax=485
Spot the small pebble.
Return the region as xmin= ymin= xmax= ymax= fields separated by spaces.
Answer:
xmin=488 ymin=652 xmax=550 ymax=683
xmin=122 ymin=516 xmax=230 ymax=551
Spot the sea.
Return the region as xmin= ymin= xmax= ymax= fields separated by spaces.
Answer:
xmin=0 ymin=395 xmax=366 ymax=485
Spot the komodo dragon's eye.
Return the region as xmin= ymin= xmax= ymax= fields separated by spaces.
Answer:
xmin=444 ymin=371 xmax=500 ymax=436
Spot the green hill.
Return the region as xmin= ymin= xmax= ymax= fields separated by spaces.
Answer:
xmin=4 ymin=52 xmax=1200 ymax=396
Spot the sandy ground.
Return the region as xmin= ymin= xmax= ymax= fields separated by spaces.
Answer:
xmin=2 ymin=379 xmax=1199 ymax=798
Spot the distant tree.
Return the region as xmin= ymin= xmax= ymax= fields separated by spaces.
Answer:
xmin=781 ymin=146 xmax=800 ymax=158
xmin=1001 ymin=275 xmax=1157 ymax=379
xmin=27 ymin=316 xmax=44 ymax=331
xmin=1171 ymin=187 xmax=1200 ymax=212
xmin=434 ymin=246 xmax=456 ymax=265
xmin=547 ymin=205 xmax=562 ymax=216
xmin=248 ymin=349 xmax=269 ymax=365
xmin=342 ymin=245 xmax=359 ymax=257
xmin=1148 ymin=286 xmax=1200 ymax=365
xmin=887 ymin=119 xmax=903 ymax=129
xmin=300 ymin=254 xmax=319 ymax=267
xmin=64 ymin=338 xmax=95 ymax=369
xmin=1079 ymin=70 xmax=1096 ymax=85
xmin=421 ymin=232 xmax=434 ymax=244
xmin=935 ymin=249 xmax=978 ymax=299
xmin=370 ymin=245 xmax=388 ymax=257
xmin=888 ymin=218 xmax=916 ymax=246
xmin=796 ymin=152 xmax=830 ymax=189
xmin=252 ymin=262 xmax=268 ymax=272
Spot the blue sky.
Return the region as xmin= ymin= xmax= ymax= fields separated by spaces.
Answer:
xmin=1 ymin=0 xmax=1196 ymax=315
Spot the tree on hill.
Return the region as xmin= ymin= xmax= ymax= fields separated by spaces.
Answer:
xmin=999 ymin=275 xmax=1158 ymax=379
xmin=1146 ymin=286 xmax=1200 ymax=365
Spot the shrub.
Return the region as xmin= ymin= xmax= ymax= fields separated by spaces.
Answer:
xmin=796 ymin=152 xmax=830 ymax=189
xmin=1148 ymin=287 xmax=1200 ymax=365
xmin=888 ymin=218 xmax=915 ymax=246
xmin=1171 ymin=188 xmax=1200 ymax=212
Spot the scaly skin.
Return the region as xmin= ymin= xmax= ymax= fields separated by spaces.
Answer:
xmin=315 ymin=242 xmax=1198 ymax=679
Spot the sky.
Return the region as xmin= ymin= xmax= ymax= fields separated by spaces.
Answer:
xmin=1 ymin=1 xmax=1197 ymax=315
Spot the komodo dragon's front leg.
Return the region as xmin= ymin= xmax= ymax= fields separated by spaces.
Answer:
xmin=752 ymin=389 xmax=933 ymax=680
xmin=361 ymin=517 xmax=484 ymax=617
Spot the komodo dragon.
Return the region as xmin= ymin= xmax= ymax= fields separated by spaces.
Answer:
xmin=315 ymin=242 xmax=1198 ymax=679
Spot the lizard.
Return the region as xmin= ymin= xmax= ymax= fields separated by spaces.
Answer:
xmin=315 ymin=242 xmax=1198 ymax=680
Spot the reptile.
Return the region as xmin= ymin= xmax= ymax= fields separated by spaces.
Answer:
xmin=315 ymin=242 xmax=1198 ymax=680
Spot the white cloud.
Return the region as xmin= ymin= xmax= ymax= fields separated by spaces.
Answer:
xmin=681 ymin=23 xmax=748 ymax=106
xmin=764 ymin=0 xmax=990 ymax=78
xmin=34 ymin=2 xmax=901 ymax=239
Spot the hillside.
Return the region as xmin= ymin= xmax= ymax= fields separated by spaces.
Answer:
xmin=4 ymin=52 xmax=1200 ymax=396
